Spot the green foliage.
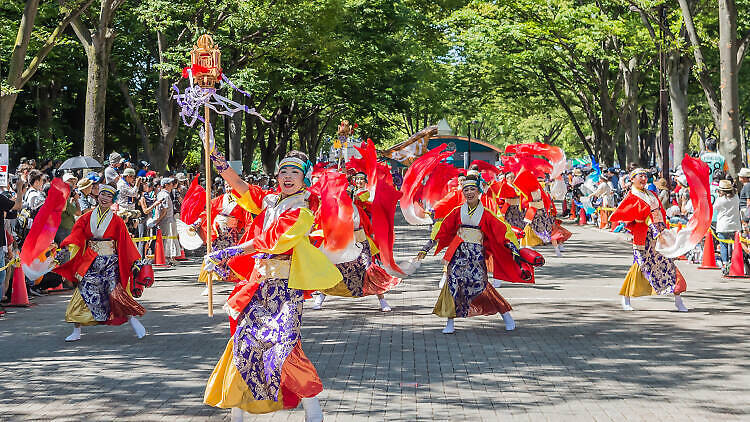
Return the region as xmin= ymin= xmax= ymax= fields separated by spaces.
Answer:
xmin=1 ymin=0 xmax=748 ymax=167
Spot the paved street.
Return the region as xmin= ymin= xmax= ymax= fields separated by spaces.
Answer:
xmin=2 ymin=220 xmax=750 ymax=421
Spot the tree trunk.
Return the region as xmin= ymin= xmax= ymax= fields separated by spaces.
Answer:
xmin=154 ymin=30 xmax=178 ymax=173
xmin=719 ymin=0 xmax=742 ymax=177
xmin=668 ymin=51 xmax=691 ymax=168
xmin=621 ymin=58 xmax=640 ymax=166
xmin=82 ymin=36 xmax=112 ymax=161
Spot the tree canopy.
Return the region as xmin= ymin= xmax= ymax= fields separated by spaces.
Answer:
xmin=2 ymin=0 xmax=750 ymax=173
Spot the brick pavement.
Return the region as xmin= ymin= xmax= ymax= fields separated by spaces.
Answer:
xmin=1 ymin=220 xmax=749 ymax=421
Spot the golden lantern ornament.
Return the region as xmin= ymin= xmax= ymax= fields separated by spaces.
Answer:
xmin=187 ymin=34 xmax=222 ymax=89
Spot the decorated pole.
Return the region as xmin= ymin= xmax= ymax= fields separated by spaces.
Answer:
xmin=190 ymin=34 xmax=222 ymax=316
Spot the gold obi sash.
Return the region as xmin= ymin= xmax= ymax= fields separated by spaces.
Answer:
xmin=87 ymin=239 xmax=116 ymax=256
xmin=354 ymin=228 xmax=367 ymax=243
xmin=251 ymin=256 xmax=291 ymax=282
xmin=529 ymin=200 xmax=544 ymax=208
xmin=458 ymin=227 xmax=483 ymax=244
xmin=506 ymin=197 xmax=520 ymax=206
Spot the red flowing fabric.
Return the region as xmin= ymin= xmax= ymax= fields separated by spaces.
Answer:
xmin=422 ymin=163 xmax=459 ymax=210
xmin=180 ymin=174 xmax=206 ymax=224
xmin=505 ymin=143 xmax=564 ymax=163
xmin=400 ymin=144 xmax=454 ymax=225
xmin=370 ymin=168 xmax=404 ymax=274
xmin=683 ymin=155 xmax=711 ymax=238
xmin=310 ymin=170 xmax=354 ymax=251
xmin=470 ymin=160 xmax=502 ymax=181
xmin=501 ymin=154 xmax=552 ymax=178
xmin=512 ymin=170 xmax=541 ymax=200
xmin=21 ymin=178 xmax=70 ymax=274
xmin=348 ymin=140 xmax=404 ymax=273
xmin=654 ymin=155 xmax=712 ymax=258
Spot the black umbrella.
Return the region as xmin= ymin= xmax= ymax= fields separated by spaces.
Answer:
xmin=58 ymin=156 xmax=103 ymax=170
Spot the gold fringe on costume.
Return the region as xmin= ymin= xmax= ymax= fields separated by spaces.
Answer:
xmin=619 ymin=262 xmax=656 ymax=297
xmin=64 ymin=289 xmax=99 ymax=326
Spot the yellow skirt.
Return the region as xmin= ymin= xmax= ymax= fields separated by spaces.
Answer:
xmin=321 ymin=280 xmax=355 ymax=297
xmin=204 ymin=339 xmax=285 ymax=414
xmin=64 ymin=289 xmax=99 ymax=326
xmin=522 ymin=225 xmax=544 ymax=247
xmin=619 ymin=263 xmax=656 ymax=297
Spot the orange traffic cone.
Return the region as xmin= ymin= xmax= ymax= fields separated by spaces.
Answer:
xmin=153 ymin=230 xmax=168 ymax=267
xmin=175 ymin=246 xmax=187 ymax=261
xmin=577 ymin=208 xmax=586 ymax=226
xmin=7 ymin=266 xmax=30 ymax=307
xmin=725 ymin=232 xmax=748 ymax=278
xmin=698 ymin=236 xmax=720 ymax=269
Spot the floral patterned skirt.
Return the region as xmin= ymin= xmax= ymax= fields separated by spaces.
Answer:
xmin=619 ymin=225 xmax=687 ymax=296
xmin=505 ymin=206 xmax=525 ymax=229
xmin=529 ymin=209 xmax=554 ymax=243
xmin=64 ymin=254 xmax=144 ymax=326
xmin=433 ymin=242 xmax=512 ymax=318
xmin=204 ymin=277 xmax=322 ymax=414
xmin=322 ymin=241 xmax=400 ymax=297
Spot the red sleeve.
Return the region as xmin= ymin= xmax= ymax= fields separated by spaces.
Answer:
xmin=609 ymin=193 xmax=649 ymax=223
xmin=109 ymin=215 xmax=141 ymax=290
xmin=433 ymin=190 xmax=463 ymax=220
xmin=251 ymin=208 xmax=304 ymax=253
xmin=54 ymin=213 xmax=93 ymax=282
xmin=434 ymin=208 xmax=461 ymax=254
xmin=480 ymin=213 xmax=527 ymax=283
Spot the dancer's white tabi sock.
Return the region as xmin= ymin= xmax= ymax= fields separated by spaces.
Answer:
xmin=674 ymin=295 xmax=688 ymax=312
xmin=501 ymin=312 xmax=515 ymax=331
xmin=554 ymin=246 xmax=562 ymax=257
xmin=302 ymin=396 xmax=324 ymax=422
xmin=442 ymin=318 xmax=455 ymax=334
xmin=379 ymin=298 xmax=392 ymax=312
xmin=622 ymin=296 xmax=634 ymax=311
xmin=230 ymin=407 xmax=244 ymax=422
xmin=128 ymin=316 xmax=146 ymax=338
xmin=313 ymin=293 xmax=326 ymax=310
xmin=65 ymin=326 xmax=81 ymax=342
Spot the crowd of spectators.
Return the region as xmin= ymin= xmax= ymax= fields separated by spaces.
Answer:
xmin=573 ymin=137 xmax=750 ymax=274
xmin=0 ymin=151 xmax=277 ymax=316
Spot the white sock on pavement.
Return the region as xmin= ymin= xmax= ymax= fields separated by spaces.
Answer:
xmin=622 ymin=296 xmax=634 ymax=311
xmin=65 ymin=326 xmax=81 ymax=342
xmin=313 ymin=293 xmax=325 ymax=310
xmin=302 ymin=397 xmax=324 ymax=422
xmin=501 ymin=312 xmax=515 ymax=331
xmin=379 ymin=298 xmax=391 ymax=312
xmin=230 ymin=407 xmax=244 ymax=422
xmin=442 ymin=318 xmax=455 ymax=334
xmin=674 ymin=295 xmax=688 ymax=312
xmin=555 ymin=246 xmax=562 ymax=257
xmin=128 ymin=316 xmax=146 ymax=338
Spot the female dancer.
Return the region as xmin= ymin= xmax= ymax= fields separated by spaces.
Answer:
xmin=417 ymin=175 xmax=541 ymax=334
xmin=203 ymin=150 xmax=340 ymax=422
xmin=609 ymin=168 xmax=688 ymax=312
xmin=54 ymin=184 xmax=146 ymax=341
